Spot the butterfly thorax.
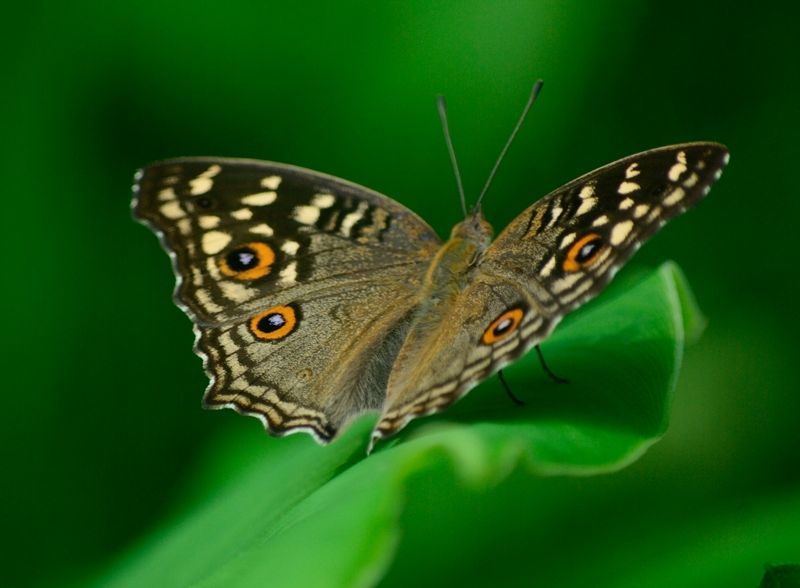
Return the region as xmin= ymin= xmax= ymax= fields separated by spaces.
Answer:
xmin=421 ymin=212 xmax=493 ymax=296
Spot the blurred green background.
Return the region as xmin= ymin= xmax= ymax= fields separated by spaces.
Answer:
xmin=4 ymin=1 xmax=798 ymax=586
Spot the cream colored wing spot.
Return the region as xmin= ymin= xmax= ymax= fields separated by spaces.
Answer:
xmin=220 ymin=281 xmax=258 ymax=303
xmin=668 ymin=150 xmax=688 ymax=181
xmin=159 ymin=200 xmax=185 ymax=219
xmin=618 ymin=181 xmax=640 ymax=195
xmin=634 ymin=204 xmax=650 ymax=218
xmin=196 ymin=289 xmax=224 ymax=313
xmin=279 ymin=261 xmax=298 ymax=285
xmin=189 ymin=164 xmax=222 ymax=196
xmin=579 ymin=183 xmax=596 ymax=199
xmin=158 ymin=187 xmax=177 ymax=201
xmin=619 ymin=197 xmax=635 ymax=210
xmin=250 ymin=223 xmax=275 ymax=237
xmin=202 ymin=230 xmax=232 ymax=255
xmin=241 ymin=191 xmax=277 ymax=206
xmin=625 ymin=162 xmax=641 ymax=178
xmin=540 ymin=255 xmax=557 ymax=277
xmin=260 ymin=175 xmax=282 ymax=190
xmin=559 ymin=278 xmax=594 ymax=305
xmin=546 ymin=206 xmax=563 ymax=228
xmin=646 ymin=206 xmax=663 ymax=223
xmin=663 ymin=187 xmax=686 ymax=206
xmin=551 ymin=272 xmax=583 ymax=294
xmin=592 ymin=214 xmax=610 ymax=227
xmin=293 ymin=205 xmax=321 ymax=225
xmin=312 ymin=193 xmax=336 ymax=208
xmin=281 ymin=240 xmax=300 ymax=255
xmin=610 ymin=220 xmax=634 ymax=246
xmin=231 ymin=208 xmax=253 ymax=220
xmin=576 ymin=197 xmax=598 ymax=215
xmin=199 ymin=215 xmax=221 ymax=229
xmin=560 ymin=232 xmax=577 ymax=249
xmin=683 ymin=172 xmax=699 ymax=188
xmin=340 ymin=201 xmax=369 ymax=236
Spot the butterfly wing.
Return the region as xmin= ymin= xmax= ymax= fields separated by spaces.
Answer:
xmin=134 ymin=158 xmax=441 ymax=442
xmin=373 ymin=142 xmax=729 ymax=444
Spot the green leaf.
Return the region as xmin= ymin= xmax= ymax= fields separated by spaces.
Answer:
xmin=89 ymin=262 xmax=699 ymax=587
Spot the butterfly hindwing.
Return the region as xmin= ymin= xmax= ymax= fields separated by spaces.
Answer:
xmin=134 ymin=158 xmax=442 ymax=441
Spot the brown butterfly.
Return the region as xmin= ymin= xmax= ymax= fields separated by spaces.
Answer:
xmin=133 ymin=84 xmax=728 ymax=450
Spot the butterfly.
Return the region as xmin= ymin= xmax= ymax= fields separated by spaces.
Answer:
xmin=133 ymin=103 xmax=728 ymax=451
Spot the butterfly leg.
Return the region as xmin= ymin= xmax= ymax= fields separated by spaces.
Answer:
xmin=497 ymin=370 xmax=526 ymax=406
xmin=535 ymin=345 xmax=569 ymax=384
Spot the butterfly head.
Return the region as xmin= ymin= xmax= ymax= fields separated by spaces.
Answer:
xmin=450 ymin=206 xmax=493 ymax=246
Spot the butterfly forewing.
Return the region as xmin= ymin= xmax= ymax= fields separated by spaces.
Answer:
xmin=485 ymin=142 xmax=729 ymax=315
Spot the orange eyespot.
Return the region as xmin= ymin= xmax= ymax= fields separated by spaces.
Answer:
xmin=250 ymin=305 xmax=298 ymax=341
xmin=220 ymin=242 xmax=275 ymax=280
xmin=563 ymin=233 xmax=604 ymax=272
xmin=482 ymin=307 xmax=525 ymax=345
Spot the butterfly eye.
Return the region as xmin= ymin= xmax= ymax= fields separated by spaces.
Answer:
xmin=482 ymin=307 xmax=525 ymax=345
xmin=563 ymin=233 xmax=604 ymax=272
xmin=220 ymin=242 xmax=276 ymax=280
xmin=250 ymin=305 xmax=298 ymax=341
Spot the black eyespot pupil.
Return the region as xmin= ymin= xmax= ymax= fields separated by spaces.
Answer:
xmin=226 ymin=247 xmax=258 ymax=271
xmin=576 ymin=239 xmax=602 ymax=262
xmin=257 ymin=313 xmax=285 ymax=333
xmin=494 ymin=318 xmax=513 ymax=336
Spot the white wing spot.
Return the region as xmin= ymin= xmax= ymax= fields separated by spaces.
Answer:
xmin=159 ymin=200 xmax=184 ymax=219
xmin=610 ymin=220 xmax=634 ymax=245
xmin=241 ymin=191 xmax=277 ymax=206
xmin=618 ymin=181 xmax=640 ymax=194
xmin=281 ymin=240 xmax=300 ymax=255
xmin=540 ymin=256 xmax=557 ymax=277
xmin=202 ymin=231 xmax=232 ymax=255
xmin=592 ymin=214 xmax=609 ymax=227
xmin=713 ymin=169 xmax=722 ymax=180
xmin=625 ymin=162 xmax=641 ymax=178
xmin=261 ymin=175 xmax=282 ymax=190
xmin=250 ymin=223 xmax=274 ymax=236
xmin=577 ymin=197 xmax=598 ymax=215
xmin=663 ymin=186 xmax=686 ymax=206
xmin=189 ymin=164 xmax=222 ymax=196
xmin=560 ymin=232 xmax=577 ymax=249
xmin=723 ymin=152 xmax=730 ymax=165
xmin=619 ymin=197 xmax=635 ymax=210
xmin=340 ymin=201 xmax=369 ymax=236
xmin=231 ymin=208 xmax=253 ymax=220
xmin=199 ymin=215 xmax=220 ymax=229
xmin=633 ymin=204 xmax=650 ymax=218
xmin=294 ymin=205 xmax=320 ymax=225
xmin=312 ymin=193 xmax=336 ymax=208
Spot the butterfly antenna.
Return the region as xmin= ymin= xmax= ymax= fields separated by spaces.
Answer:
xmin=474 ymin=80 xmax=544 ymax=211
xmin=437 ymin=94 xmax=468 ymax=217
